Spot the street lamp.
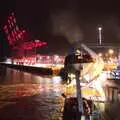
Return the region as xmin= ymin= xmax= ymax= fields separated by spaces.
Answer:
xmin=108 ymin=49 xmax=114 ymax=56
xmin=34 ymin=40 xmax=40 ymax=63
xmin=108 ymin=49 xmax=114 ymax=62
xmin=34 ymin=40 xmax=40 ymax=54
xmin=98 ymin=26 xmax=102 ymax=45
xmin=108 ymin=49 xmax=114 ymax=55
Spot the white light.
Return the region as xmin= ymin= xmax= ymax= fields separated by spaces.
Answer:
xmin=98 ymin=53 xmax=102 ymax=57
xmin=98 ymin=26 xmax=102 ymax=45
xmin=35 ymin=40 xmax=40 ymax=42
xmin=83 ymin=74 xmax=90 ymax=82
xmin=5 ymin=58 xmax=12 ymax=64
xmin=98 ymin=27 xmax=102 ymax=31
xmin=52 ymin=76 xmax=62 ymax=83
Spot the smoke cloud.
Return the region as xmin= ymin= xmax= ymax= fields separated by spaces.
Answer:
xmin=106 ymin=17 xmax=120 ymax=41
xmin=51 ymin=10 xmax=83 ymax=44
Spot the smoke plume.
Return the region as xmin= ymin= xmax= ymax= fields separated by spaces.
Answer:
xmin=106 ymin=17 xmax=120 ymax=41
xmin=51 ymin=10 xmax=83 ymax=44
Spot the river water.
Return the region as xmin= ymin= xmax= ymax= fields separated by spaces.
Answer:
xmin=0 ymin=65 xmax=67 ymax=120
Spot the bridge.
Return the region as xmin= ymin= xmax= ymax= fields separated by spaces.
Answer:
xmin=84 ymin=43 xmax=120 ymax=49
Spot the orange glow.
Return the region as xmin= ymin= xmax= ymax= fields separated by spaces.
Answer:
xmin=104 ymin=63 xmax=117 ymax=70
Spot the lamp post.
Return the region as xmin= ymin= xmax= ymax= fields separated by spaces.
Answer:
xmin=108 ymin=49 xmax=114 ymax=61
xmin=73 ymin=49 xmax=84 ymax=119
xmin=62 ymin=44 xmax=94 ymax=120
xmin=34 ymin=40 xmax=40 ymax=54
xmin=98 ymin=27 xmax=102 ymax=45
xmin=34 ymin=40 xmax=40 ymax=63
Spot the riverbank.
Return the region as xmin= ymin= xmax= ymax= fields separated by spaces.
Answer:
xmin=0 ymin=63 xmax=53 ymax=75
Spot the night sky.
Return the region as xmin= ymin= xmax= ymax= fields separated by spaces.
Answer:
xmin=1 ymin=0 xmax=120 ymax=58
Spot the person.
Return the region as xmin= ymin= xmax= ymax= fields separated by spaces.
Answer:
xmin=83 ymin=98 xmax=92 ymax=120
xmin=62 ymin=96 xmax=92 ymax=120
xmin=62 ymin=97 xmax=82 ymax=120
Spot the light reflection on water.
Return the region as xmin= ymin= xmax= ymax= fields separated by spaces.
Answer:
xmin=0 ymin=66 xmax=65 ymax=120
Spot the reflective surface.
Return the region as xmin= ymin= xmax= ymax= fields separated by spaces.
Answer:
xmin=0 ymin=65 xmax=66 ymax=120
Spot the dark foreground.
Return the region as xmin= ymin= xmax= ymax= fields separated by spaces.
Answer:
xmin=0 ymin=83 xmax=65 ymax=120
xmin=0 ymin=66 xmax=65 ymax=120
xmin=0 ymin=63 xmax=53 ymax=75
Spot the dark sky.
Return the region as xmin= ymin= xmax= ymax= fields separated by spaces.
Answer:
xmin=1 ymin=0 xmax=120 ymax=57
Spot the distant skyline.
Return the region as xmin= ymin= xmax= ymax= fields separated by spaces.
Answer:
xmin=1 ymin=0 xmax=120 ymax=58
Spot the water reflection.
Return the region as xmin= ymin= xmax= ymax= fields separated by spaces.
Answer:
xmin=0 ymin=66 xmax=65 ymax=120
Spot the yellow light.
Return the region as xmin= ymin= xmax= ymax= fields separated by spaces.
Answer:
xmin=108 ymin=49 xmax=114 ymax=55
